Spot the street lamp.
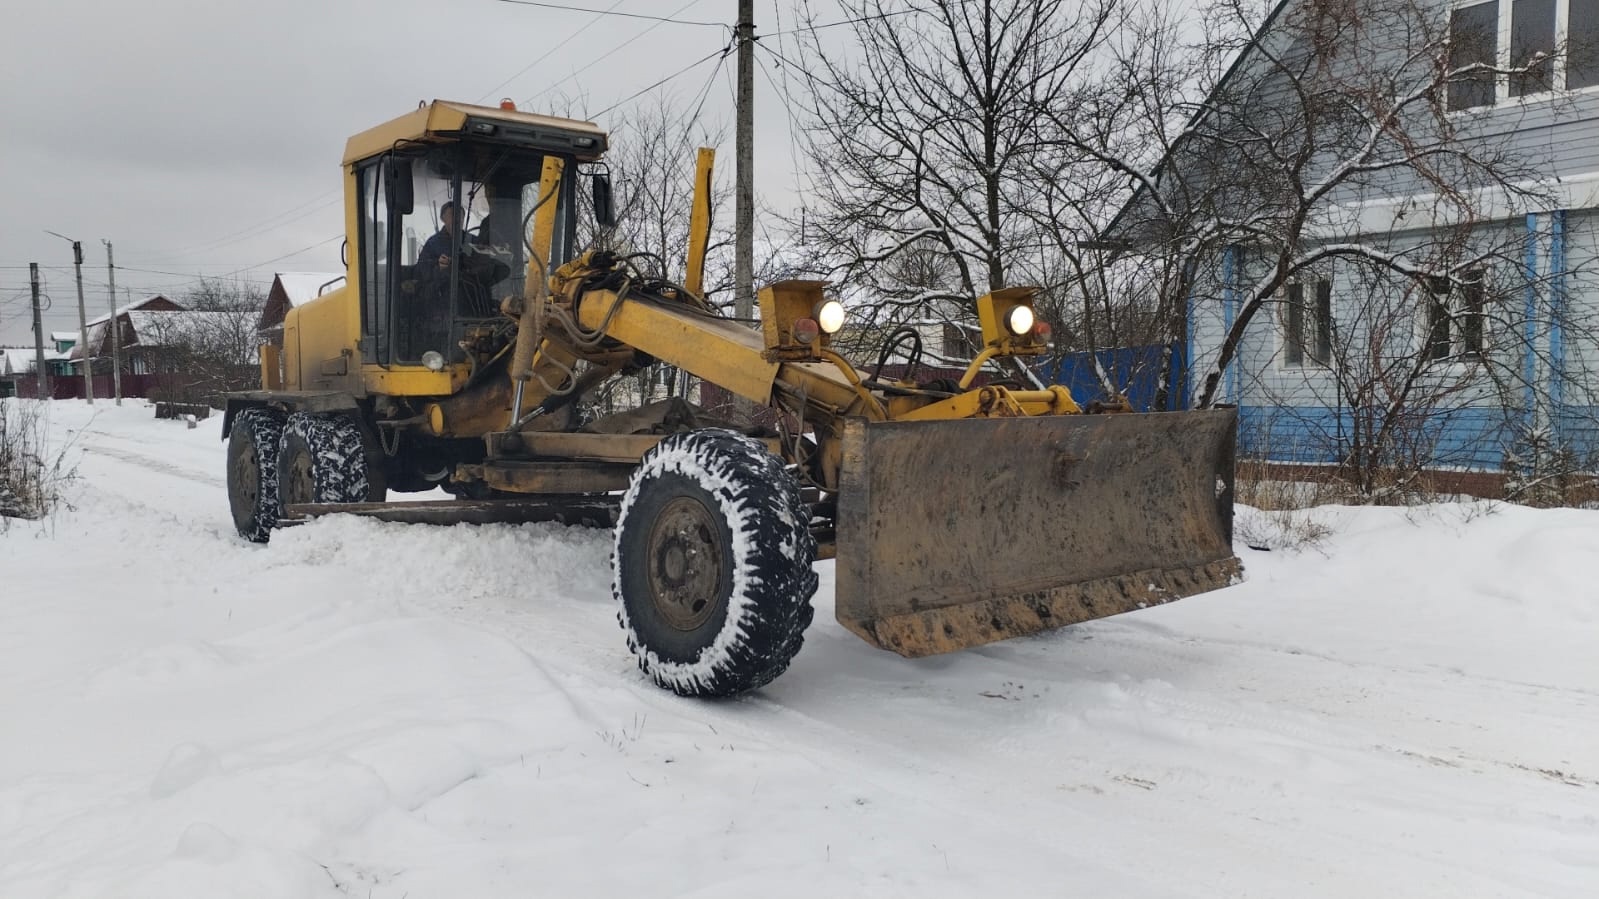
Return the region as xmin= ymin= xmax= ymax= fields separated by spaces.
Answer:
xmin=43 ymin=230 xmax=93 ymax=404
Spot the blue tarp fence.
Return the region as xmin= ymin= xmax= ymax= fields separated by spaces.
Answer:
xmin=1037 ymin=343 xmax=1187 ymax=412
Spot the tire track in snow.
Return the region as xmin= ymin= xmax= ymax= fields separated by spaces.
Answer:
xmin=80 ymin=443 xmax=225 ymax=488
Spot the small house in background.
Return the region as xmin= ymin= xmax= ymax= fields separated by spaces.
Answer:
xmin=0 ymin=347 xmax=71 ymax=396
xmin=258 ymin=272 xmax=345 ymax=345
xmin=77 ymin=295 xmax=183 ymax=374
xmin=121 ymin=310 xmax=255 ymax=374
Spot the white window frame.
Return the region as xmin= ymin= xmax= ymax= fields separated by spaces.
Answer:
xmin=1420 ymin=268 xmax=1490 ymax=363
xmin=1280 ymin=276 xmax=1334 ymax=370
xmin=1449 ymin=0 xmax=1599 ymax=109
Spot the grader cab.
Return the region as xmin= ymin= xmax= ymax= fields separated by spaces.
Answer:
xmin=224 ymin=100 xmax=1241 ymax=697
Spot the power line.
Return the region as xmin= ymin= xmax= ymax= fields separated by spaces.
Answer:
xmin=765 ymin=9 xmax=918 ymax=38
xmin=754 ymin=41 xmax=811 ymax=203
xmin=522 ymin=0 xmax=715 ymax=108
xmin=494 ymin=0 xmax=723 ymax=27
xmin=680 ymin=41 xmax=733 ymax=146
xmin=590 ymin=44 xmax=732 ymax=119
xmin=478 ymin=0 xmax=629 ymax=102
xmin=154 ymin=191 xmax=344 ymax=260
xmin=80 ymin=4 xmax=724 ymax=279
xmin=113 ymin=265 xmax=276 ymax=282
xmin=220 ymin=234 xmax=343 ymax=278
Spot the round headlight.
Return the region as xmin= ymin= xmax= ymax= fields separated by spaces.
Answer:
xmin=421 ymin=350 xmax=446 ymax=371
xmin=1004 ymin=305 xmax=1035 ymax=336
xmin=814 ymin=299 xmax=846 ymax=335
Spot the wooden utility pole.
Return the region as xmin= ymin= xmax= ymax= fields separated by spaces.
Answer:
xmin=735 ymin=0 xmax=755 ymax=323
xmin=71 ymin=241 xmax=93 ymax=403
xmin=103 ymin=240 xmax=122 ymax=405
xmin=733 ymin=0 xmax=756 ymax=422
xmin=46 ymin=232 xmax=95 ymax=404
xmin=29 ymin=263 xmax=47 ymax=398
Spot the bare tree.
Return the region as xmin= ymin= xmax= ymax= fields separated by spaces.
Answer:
xmin=789 ymin=0 xmax=1118 ymax=340
xmin=1070 ymin=0 xmax=1599 ymax=500
xmin=1103 ymin=0 xmax=1556 ymax=405
xmin=140 ymin=279 xmax=265 ymax=407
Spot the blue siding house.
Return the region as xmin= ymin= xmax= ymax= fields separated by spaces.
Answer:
xmin=1112 ymin=0 xmax=1599 ymax=482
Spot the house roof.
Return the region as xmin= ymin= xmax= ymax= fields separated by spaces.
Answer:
xmin=273 ymin=272 xmax=345 ymax=308
xmin=50 ymin=330 xmax=78 ymax=343
xmin=1 ymin=348 xmax=32 ymax=375
xmin=125 ymin=310 xmax=239 ymax=347
xmin=86 ymin=295 xmax=181 ymax=327
xmin=1 ymin=347 xmax=68 ymax=375
xmin=1101 ymin=0 xmax=1296 ymax=244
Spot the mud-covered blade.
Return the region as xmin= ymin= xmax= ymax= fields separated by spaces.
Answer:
xmin=833 ymin=408 xmax=1241 ymax=657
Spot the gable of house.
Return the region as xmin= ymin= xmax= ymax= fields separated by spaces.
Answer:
xmin=83 ymin=296 xmax=185 ymax=359
xmin=258 ymin=272 xmax=344 ymax=333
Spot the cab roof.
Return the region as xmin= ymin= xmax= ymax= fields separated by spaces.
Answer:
xmin=342 ymin=100 xmax=609 ymax=166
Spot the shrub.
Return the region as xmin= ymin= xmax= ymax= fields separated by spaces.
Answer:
xmin=0 ymin=400 xmax=72 ymax=524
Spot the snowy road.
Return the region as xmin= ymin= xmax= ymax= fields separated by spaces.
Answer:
xmin=2 ymin=400 xmax=1595 ymax=897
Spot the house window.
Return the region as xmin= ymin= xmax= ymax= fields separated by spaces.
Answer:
xmin=1450 ymin=0 xmax=1599 ymax=108
xmin=1284 ymin=279 xmax=1332 ymax=367
xmin=942 ymin=322 xmax=969 ymax=358
xmin=1510 ymin=0 xmax=1556 ymax=96
xmin=1425 ymin=271 xmax=1486 ymax=360
xmin=1450 ymin=2 xmax=1500 ymax=109
xmin=1572 ymin=0 xmax=1599 ymax=87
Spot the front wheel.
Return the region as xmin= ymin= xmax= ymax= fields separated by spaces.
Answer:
xmin=614 ymin=429 xmax=818 ymax=697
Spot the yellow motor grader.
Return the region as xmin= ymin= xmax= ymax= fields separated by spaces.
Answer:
xmin=223 ymin=100 xmax=1241 ymax=697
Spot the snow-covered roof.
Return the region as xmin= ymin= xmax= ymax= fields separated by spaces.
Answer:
xmin=82 ymin=322 xmax=108 ymax=356
xmin=126 ymin=311 xmax=240 ymax=347
xmin=1 ymin=348 xmax=32 ymax=375
xmin=1 ymin=347 xmax=68 ymax=375
xmin=86 ymin=295 xmax=178 ymax=327
xmin=50 ymin=330 xmax=78 ymax=343
xmin=274 ymin=272 xmax=344 ymax=308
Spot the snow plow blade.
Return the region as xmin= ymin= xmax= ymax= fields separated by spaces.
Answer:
xmin=833 ymin=408 xmax=1241 ymax=657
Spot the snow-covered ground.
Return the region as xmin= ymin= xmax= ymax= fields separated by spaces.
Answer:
xmin=2 ymin=399 xmax=1595 ymax=898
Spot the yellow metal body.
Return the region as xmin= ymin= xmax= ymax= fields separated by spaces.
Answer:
xmin=280 ymin=101 xmax=605 ymax=401
xmin=976 ymin=286 xmax=1047 ymax=352
xmin=341 ymin=100 xmax=606 ymax=168
xmin=509 ymin=156 xmax=568 ymax=415
xmin=256 ymin=99 xmax=1239 ymax=666
xmin=684 ymin=148 xmax=715 ymax=298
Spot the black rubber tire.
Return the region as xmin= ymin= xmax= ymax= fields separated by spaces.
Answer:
xmin=226 ymin=408 xmax=284 ymax=543
xmin=614 ymin=429 xmax=818 ymax=697
xmin=277 ymin=412 xmax=372 ymax=508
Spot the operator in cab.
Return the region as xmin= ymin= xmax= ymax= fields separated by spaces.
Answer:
xmin=419 ymin=200 xmax=510 ymax=317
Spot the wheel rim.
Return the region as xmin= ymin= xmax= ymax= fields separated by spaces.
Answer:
xmin=231 ymin=441 xmax=259 ymax=516
xmin=646 ymin=495 xmax=725 ymax=631
xmin=284 ymin=446 xmax=315 ymax=505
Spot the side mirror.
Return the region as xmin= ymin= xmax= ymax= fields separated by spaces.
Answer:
xmin=386 ymin=157 xmax=414 ymax=216
xmin=592 ymin=173 xmax=615 ymax=228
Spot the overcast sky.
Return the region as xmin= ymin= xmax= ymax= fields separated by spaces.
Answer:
xmin=0 ymin=0 xmax=836 ymax=345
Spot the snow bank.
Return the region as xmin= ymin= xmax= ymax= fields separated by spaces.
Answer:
xmin=1 ymin=400 xmax=1594 ymax=897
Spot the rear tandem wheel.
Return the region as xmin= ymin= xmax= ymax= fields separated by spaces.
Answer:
xmin=226 ymin=408 xmax=285 ymax=543
xmin=276 ymin=412 xmax=373 ymax=508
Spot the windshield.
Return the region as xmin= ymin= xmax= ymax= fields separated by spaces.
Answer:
xmin=360 ymin=142 xmax=575 ymax=365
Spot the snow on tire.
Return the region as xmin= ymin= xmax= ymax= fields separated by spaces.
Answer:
xmin=614 ymin=429 xmax=818 ymax=697
xmin=276 ymin=412 xmax=371 ymax=508
xmin=226 ymin=408 xmax=284 ymax=543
